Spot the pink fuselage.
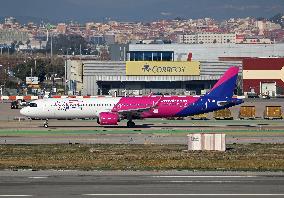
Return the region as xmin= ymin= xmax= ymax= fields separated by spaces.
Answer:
xmin=112 ymin=96 xmax=200 ymax=118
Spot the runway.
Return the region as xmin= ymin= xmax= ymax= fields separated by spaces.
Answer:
xmin=0 ymin=171 xmax=283 ymax=198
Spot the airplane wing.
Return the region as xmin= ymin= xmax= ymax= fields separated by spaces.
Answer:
xmin=117 ymin=107 xmax=151 ymax=119
xmin=115 ymin=96 xmax=163 ymax=119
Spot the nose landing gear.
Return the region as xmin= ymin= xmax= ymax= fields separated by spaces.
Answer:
xmin=43 ymin=119 xmax=48 ymax=128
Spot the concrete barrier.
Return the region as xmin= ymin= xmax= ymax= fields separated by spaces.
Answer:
xmin=187 ymin=133 xmax=226 ymax=151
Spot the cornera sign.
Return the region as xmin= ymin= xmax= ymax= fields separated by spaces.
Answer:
xmin=126 ymin=61 xmax=200 ymax=76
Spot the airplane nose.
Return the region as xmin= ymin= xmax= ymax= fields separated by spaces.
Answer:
xmin=20 ymin=107 xmax=29 ymax=116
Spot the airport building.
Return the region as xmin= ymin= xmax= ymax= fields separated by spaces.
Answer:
xmin=67 ymin=58 xmax=242 ymax=96
xmin=67 ymin=43 xmax=284 ymax=96
xmin=127 ymin=43 xmax=284 ymax=61
xmin=243 ymin=58 xmax=284 ymax=96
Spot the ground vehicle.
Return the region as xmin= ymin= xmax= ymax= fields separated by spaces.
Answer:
xmin=247 ymin=92 xmax=259 ymax=98
xmin=11 ymin=101 xmax=19 ymax=109
xmin=17 ymin=99 xmax=27 ymax=106
xmin=264 ymin=106 xmax=282 ymax=119
xmin=214 ymin=109 xmax=233 ymax=120
xmin=239 ymin=106 xmax=256 ymax=119
xmin=189 ymin=113 xmax=208 ymax=120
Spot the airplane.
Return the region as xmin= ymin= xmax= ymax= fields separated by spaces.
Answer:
xmin=20 ymin=66 xmax=243 ymax=128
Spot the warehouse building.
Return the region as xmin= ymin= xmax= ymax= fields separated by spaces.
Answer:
xmin=243 ymin=58 xmax=284 ymax=97
xmin=127 ymin=43 xmax=284 ymax=61
xmin=67 ymin=59 xmax=242 ymax=96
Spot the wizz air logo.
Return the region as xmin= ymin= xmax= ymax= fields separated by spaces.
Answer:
xmin=142 ymin=64 xmax=185 ymax=73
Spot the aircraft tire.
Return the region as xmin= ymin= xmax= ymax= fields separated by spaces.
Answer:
xmin=127 ymin=121 xmax=135 ymax=128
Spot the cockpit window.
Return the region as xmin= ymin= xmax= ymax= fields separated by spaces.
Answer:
xmin=29 ymin=103 xmax=37 ymax=107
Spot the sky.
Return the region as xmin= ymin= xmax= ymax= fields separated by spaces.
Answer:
xmin=0 ymin=0 xmax=283 ymax=23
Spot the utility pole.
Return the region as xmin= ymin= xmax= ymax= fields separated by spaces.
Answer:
xmin=79 ymin=44 xmax=82 ymax=60
xmin=64 ymin=57 xmax=67 ymax=95
xmin=64 ymin=48 xmax=70 ymax=95
xmin=50 ymin=35 xmax=53 ymax=57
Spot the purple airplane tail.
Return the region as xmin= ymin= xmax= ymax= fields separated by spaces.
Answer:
xmin=206 ymin=66 xmax=239 ymax=99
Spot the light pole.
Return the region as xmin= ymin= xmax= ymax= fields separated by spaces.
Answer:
xmin=64 ymin=48 xmax=71 ymax=95
xmin=0 ymin=64 xmax=3 ymax=96
xmin=50 ymin=34 xmax=53 ymax=57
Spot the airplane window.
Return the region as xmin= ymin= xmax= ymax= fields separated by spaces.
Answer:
xmin=29 ymin=103 xmax=37 ymax=107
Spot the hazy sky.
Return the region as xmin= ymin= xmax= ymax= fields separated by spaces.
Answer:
xmin=1 ymin=0 xmax=283 ymax=22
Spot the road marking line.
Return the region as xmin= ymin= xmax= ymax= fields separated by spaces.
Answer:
xmin=0 ymin=196 xmax=32 ymax=197
xmin=160 ymin=180 xmax=246 ymax=183
xmin=152 ymin=176 xmax=257 ymax=178
xmin=82 ymin=194 xmax=284 ymax=196
xmin=28 ymin=177 xmax=48 ymax=179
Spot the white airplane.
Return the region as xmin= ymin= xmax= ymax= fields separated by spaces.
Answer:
xmin=20 ymin=67 xmax=243 ymax=128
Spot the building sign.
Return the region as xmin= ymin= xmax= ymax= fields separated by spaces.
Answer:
xmin=26 ymin=77 xmax=39 ymax=85
xmin=126 ymin=61 xmax=200 ymax=76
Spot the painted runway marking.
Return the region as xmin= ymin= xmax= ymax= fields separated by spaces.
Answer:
xmin=152 ymin=176 xmax=257 ymax=178
xmin=28 ymin=177 xmax=48 ymax=179
xmin=0 ymin=196 xmax=32 ymax=197
xmin=160 ymin=180 xmax=251 ymax=183
xmin=83 ymin=194 xmax=284 ymax=196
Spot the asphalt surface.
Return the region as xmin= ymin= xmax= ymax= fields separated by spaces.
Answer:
xmin=0 ymin=170 xmax=283 ymax=198
xmin=1 ymin=133 xmax=284 ymax=144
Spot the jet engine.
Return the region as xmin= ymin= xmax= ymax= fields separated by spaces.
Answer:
xmin=98 ymin=112 xmax=119 ymax=125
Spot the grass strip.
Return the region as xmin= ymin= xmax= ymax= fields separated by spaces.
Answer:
xmin=0 ymin=144 xmax=283 ymax=171
xmin=0 ymin=129 xmax=284 ymax=136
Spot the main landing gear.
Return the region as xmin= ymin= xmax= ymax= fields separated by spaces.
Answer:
xmin=43 ymin=119 xmax=48 ymax=128
xmin=127 ymin=120 xmax=135 ymax=128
